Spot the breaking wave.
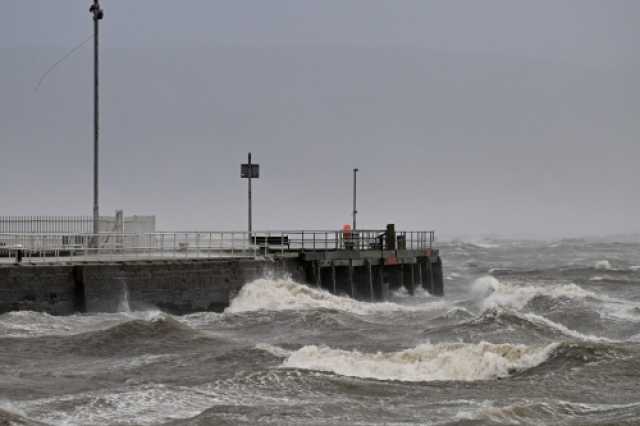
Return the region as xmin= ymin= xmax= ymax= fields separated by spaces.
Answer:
xmin=469 ymin=275 xmax=640 ymax=328
xmin=281 ymin=341 xmax=559 ymax=382
xmin=595 ymin=259 xmax=613 ymax=270
xmin=226 ymin=278 xmax=444 ymax=315
xmin=467 ymin=308 xmax=614 ymax=343
xmin=471 ymin=276 xmax=599 ymax=311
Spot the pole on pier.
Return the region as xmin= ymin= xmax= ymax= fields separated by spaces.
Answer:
xmin=90 ymin=0 xmax=103 ymax=236
xmin=248 ymin=153 xmax=252 ymax=235
xmin=241 ymin=153 xmax=260 ymax=236
xmin=352 ymin=168 xmax=358 ymax=230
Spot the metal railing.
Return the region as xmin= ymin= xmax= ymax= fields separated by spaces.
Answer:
xmin=0 ymin=230 xmax=435 ymax=264
xmin=0 ymin=216 xmax=94 ymax=233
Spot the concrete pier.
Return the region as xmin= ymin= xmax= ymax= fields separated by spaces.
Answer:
xmin=0 ymin=226 xmax=444 ymax=315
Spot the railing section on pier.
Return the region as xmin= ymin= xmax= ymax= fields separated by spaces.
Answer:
xmin=0 ymin=230 xmax=435 ymax=264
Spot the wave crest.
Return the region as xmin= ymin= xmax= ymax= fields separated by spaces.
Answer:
xmin=226 ymin=278 xmax=443 ymax=315
xmin=282 ymin=341 xmax=559 ymax=382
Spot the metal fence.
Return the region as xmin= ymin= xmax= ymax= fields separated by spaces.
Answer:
xmin=0 ymin=215 xmax=155 ymax=234
xmin=0 ymin=216 xmax=94 ymax=233
xmin=0 ymin=230 xmax=435 ymax=264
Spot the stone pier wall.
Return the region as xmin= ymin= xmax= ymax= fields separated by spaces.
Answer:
xmin=0 ymin=257 xmax=305 ymax=315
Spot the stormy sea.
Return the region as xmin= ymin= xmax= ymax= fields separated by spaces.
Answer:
xmin=1 ymin=239 xmax=640 ymax=425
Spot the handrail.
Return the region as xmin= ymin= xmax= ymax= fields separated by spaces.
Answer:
xmin=0 ymin=229 xmax=436 ymax=264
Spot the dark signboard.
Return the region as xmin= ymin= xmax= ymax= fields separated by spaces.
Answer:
xmin=241 ymin=164 xmax=260 ymax=179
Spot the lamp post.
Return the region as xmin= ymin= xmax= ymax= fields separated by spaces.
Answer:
xmin=352 ymin=168 xmax=358 ymax=230
xmin=89 ymin=1 xmax=103 ymax=236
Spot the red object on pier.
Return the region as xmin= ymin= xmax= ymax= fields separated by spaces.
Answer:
xmin=342 ymin=224 xmax=352 ymax=239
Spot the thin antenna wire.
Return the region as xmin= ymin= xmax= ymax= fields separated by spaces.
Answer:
xmin=34 ymin=34 xmax=94 ymax=92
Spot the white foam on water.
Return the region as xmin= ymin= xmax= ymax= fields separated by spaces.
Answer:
xmin=471 ymin=276 xmax=598 ymax=311
xmin=459 ymin=399 xmax=640 ymax=424
xmin=177 ymin=311 xmax=223 ymax=328
xmin=631 ymin=266 xmax=640 ymax=271
xmin=0 ymin=399 xmax=28 ymax=418
xmin=255 ymin=343 xmax=293 ymax=358
xmin=0 ymin=309 xmax=170 ymax=338
xmin=468 ymin=240 xmax=501 ymax=249
xmin=226 ymin=277 xmax=445 ymax=315
xmin=281 ymin=341 xmax=558 ymax=382
xmin=519 ymin=311 xmax=614 ymax=343
xmin=471 ymin=276 xmax=640 ymax=327
xmin=18 ymin=384 xmax=215 ymax=426
xmin=595 ymin=259 xmax=612 ymax=270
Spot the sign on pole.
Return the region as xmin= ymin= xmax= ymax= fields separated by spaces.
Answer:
xmin=241 ymin=153 xmax=259 ymax=234
xmin=240 ymin=164 xmax=260 ymax=178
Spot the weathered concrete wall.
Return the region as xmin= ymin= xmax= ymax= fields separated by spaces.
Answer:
xmin=80 ymin=259 xmax=266 ymax=314
xmin=0 ymin=254 xmax=438 ymax=315
xmin=0 ymin=257 xmax=306 ymax=315
xmin=0 ymin=265 xmax=78 ymax=314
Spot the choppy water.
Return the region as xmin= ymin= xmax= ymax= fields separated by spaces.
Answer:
xmin=1 ymin=239 xmax=640 ymax=425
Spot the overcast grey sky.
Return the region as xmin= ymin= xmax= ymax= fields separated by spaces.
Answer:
xmin=1 ymin=1 xmax=638 ymax=238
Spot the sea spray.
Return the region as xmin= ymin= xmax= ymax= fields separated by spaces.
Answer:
xmin=117 ymin=280 xmax=131 ymax=313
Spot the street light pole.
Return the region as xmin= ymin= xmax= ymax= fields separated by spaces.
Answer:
xmin=353 ymin=168 xmax=358 ymax=230
xmin=248 ymin=152 xmax=252 ymax=235
xmin=90 ymin=1 xmax=103 ymax=236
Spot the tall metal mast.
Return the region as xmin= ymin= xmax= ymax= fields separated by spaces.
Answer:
xmin=248 ymin=152 xmax=252 ymax=235
xmin=353 ymin=168 xmax=358 ymax=230
xmin=90 ymin=1 xmax=103 ymax=235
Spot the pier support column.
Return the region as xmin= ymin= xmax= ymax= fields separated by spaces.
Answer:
xmin=411 ymin=263 xmax=416 ymax=289
xmin=432 ymin=256 xmax=444 ymax=296
xmin=375 ymin=264 xmax=384 ymax=301
xmin=402 ymin=262 xmax=415 ymax=296
xmin=331 ymin=262 xmax=337 ymax=295
xmin=315 ymin=261 xmax=321 ymax=288
xmin=348 ymin=259 xmax=355 ymax=298
xmin=422 ymin=258 xmax=434 ymax=294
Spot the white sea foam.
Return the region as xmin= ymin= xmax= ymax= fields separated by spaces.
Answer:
xmin=458 ymin=399 xmax=640 ymax=424
xmin=0 ymin=399 xmax=28 ymax=418
xmin=282 ymin=341 xmax=558 ymax=382
xmin=226 ymin=277 xmax=444 ymax=315
xmin=520 ymin=311 xmax=614 ymax=343
xmin=255 ymin=343 xmax=293 ymax=358
xmin=471 ymin=276 xmax=598 ymax=311
xmin=177 ymin=311 xmax=223 ymax=328
xmin=18 ymin=384 xmax=215 ymax=426
xmin=470 ymin=276 xmax=640 ymax=326
xmin=0 ymin=309 xmax=169 ymax=338
xmin=468 ymin=240 xmax=501 ymax=249
xmin=595 ymin=259 xmax=612 ymax=270
xmin=630 ymin=266 xmax=640 ymax=271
